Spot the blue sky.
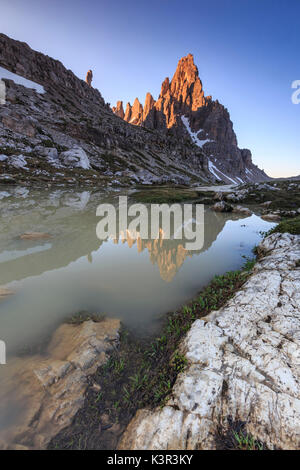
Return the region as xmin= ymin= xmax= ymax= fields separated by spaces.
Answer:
xmin=0 ymin=0 xmax=299 ymax=177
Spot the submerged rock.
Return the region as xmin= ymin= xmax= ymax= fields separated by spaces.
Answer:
xmin=0 ymin=287 xmax=14 ymax=298
xmin=261 ymin=213 xmax=281 ymax=222
xmin=0 ymin=175 xmax=16 ymax=184
xmin=119 ymin=233 xmax=300 ymax=450
xmin=212 ymin=201 xmax=233 ymax=212
xmin=232 ymin=205 xmax=252 ymax=216
xmin=0 ymin=317 xmax=120 ymax=450
xmin=19 ymin=232 xmax=51 ymax=240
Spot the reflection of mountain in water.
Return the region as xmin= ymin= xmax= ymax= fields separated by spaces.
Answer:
xmin=0 ymin=188 xmax=247 ymax=284
xmin=116 ymin=207 xmax=232 ymax=281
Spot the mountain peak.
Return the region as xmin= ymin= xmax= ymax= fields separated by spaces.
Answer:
xmin=112 ymin=100 xmax=124 ymax=119
xmin=172 ymin=54 xmax=199 ymax=86
xmin=169 ymin=53 xmax=205 ymax=112
xmin=110 ymin=52 xmax=268 ymax=184
xmin=160 ymin=77 xmax=170 ymax=97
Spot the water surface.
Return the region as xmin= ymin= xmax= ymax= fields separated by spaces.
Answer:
xmin=0 ymin=187 xmax=274 ymax=437
xmin=0 ymin=187 xmax=275 ymax=351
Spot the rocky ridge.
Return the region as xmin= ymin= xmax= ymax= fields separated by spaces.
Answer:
xmin=113 ymin=53 xmax=269 ymax=185
xmin=119 ymin=232 xmax=300 ymax=450
xmin=0 ymin=34 xmax=268 ymax=187
xmin=210 ymin=179 xmax=300 ymax=219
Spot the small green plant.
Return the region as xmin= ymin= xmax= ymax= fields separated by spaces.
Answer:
xmin=267 ymin=215 xmax=300 ymax=236
xmin=95 ymin=392 xmax=103 ymax=403
xmin=113 ymin=358 xmax=125 ymax=374
xmin=242 ymin=257 xmax=256 ymax=272
xmin=172 ymin=351 xmax=187 ymax=373
xmin=234 ymin=431 xmax=264 ymax=450
xmin=40 ymin=139 xmax=55 ymax=148
xmin=66 ymin=311 xmax=105 ymax=324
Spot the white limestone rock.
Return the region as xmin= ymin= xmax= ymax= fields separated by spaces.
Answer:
xmin=119 ymin=233 xmax=300 ymax=450
xmin=60 ymin=146 xmax=91 ymax=170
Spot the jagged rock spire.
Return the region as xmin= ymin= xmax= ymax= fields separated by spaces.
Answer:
xmin=124 ymin=102 xmax=132 ymax=122
xmin=169 ymin=53 xmax=205 ymax=112
xmin=130 ymin=98 xmax=143 ymax=125
xmin=85 ymin=70 xmax=93 ymax=87
xmin=143 ymin=92 xmax=155 ymax=121
xmin=112 ymin=100 xmax=125 ymax=119
xmin=113 ymin=54 xmax=208 ymax=128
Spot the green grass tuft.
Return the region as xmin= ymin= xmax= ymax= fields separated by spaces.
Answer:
xmin=267 ymin=215 xmax=300 ymax=236
xmin=131 ymin=188 xmax=200 ymax=204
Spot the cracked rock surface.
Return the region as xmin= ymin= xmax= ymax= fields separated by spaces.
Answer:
xmin=119 ymin=233 xmax=300 ymax=450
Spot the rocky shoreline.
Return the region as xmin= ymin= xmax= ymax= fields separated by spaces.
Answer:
xmin=118 ymin=232 xmax=300 ymax=450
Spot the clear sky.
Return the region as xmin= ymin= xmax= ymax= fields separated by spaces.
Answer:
xmin=0 ymin=0 xmax=299 ymax=177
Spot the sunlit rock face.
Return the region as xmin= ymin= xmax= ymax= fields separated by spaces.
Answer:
xmin=112 ymin=53 xmax=269 ymax=184
xmin=85 ymin=69 xmax=93 ymax=87
xmin=112 ymin=100 xmax=125 ymax=119
xmin=127 ymin=98 xmax=143 ymax=125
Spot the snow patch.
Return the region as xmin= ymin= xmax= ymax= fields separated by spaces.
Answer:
xmin=207 ymin=159 xmax=221 ymax=181
xmin=235 ymin=177 xmax=245 ymax=184
xmin=0 ymin=67 xmax=45 ymax=94
xmin=207 ymin=158 xmax=237 ymax=184
xmin=0 ymin=79 xmax=5 ymax=104
xmin=181 ymin=116 xmax=213 ymax=148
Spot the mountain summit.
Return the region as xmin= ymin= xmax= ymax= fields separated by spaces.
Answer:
xmin=113 ymin=54 xmax=267 ymax=184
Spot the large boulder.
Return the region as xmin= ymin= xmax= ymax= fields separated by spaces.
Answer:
xmin=212 ymin=201 xmax=233 ymax=212
xmin=232 ymin=205 xmax=252 ymax=216
xmin=34 ymin=145 xmax=59 ymax=163
xmin=60 ymin=147 xmax=90 ymax=170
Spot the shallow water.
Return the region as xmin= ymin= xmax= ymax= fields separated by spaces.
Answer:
xmin=0 ymin=187 xmax=275 ymax=352
xmin=0 ymin=187 xmax=275 ymax=436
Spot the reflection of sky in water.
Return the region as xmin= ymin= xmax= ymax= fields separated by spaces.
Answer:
xmin=0 ymin=244 xmax=51 ymax=263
